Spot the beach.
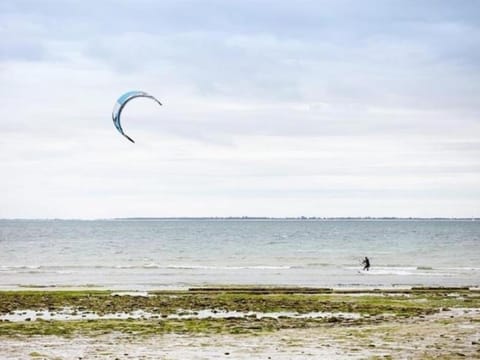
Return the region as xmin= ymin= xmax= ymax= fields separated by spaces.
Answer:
xmin=3 ymin=0 xmax=480 ymax=357
xmin=0 ymin=287 xmax=479 ymax=359
xmin=1 ymin=220 xmax=479 ymax=358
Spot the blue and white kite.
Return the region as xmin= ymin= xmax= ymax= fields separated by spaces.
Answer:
xmin=112 ymin=91 xmax=162 ymax=143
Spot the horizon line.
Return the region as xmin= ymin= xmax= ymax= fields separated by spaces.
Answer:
xmin=1 ymin=216 xmax=479 ymax=221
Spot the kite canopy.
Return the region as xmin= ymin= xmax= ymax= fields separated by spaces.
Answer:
xmin=112 ymin=91 xmax=162 ymax=143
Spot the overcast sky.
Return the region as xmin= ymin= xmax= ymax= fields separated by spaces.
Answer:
xmin=1 ymin=0 xmax=479 ymax=218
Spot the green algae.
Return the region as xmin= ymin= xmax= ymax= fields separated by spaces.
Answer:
xmin=1 ymin=288 xmax=479 ymax=337
xmin=0 ymin=318 xmax=323 ymax=337
xmin=2 ymin=289 xmax=478 ymax=317
xmin=29 ymin=352 xmax=44 ymax=357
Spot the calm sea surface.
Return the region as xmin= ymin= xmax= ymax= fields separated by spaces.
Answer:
xmin=0 ymin=219 xmax=479 ymax=290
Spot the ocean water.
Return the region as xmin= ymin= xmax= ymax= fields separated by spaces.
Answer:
xmin=0 ymin=219 xmax=479 ymax=290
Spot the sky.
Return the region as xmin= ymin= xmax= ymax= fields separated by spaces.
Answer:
xmin=1 ymin=0 xmax=480 ymax=218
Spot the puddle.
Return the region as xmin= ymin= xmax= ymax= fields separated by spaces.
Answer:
xmin=0 ymin=308 xmax=361 ymax=322
xmin=111 ymin=291 xmax=150 ymax=297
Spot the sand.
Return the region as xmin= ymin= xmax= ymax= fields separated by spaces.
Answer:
xmin=1 ymin=308 xmax=479 ymax=359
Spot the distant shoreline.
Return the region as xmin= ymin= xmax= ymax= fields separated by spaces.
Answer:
xmin=1 ymin=217 xmax=479 ymax=221
xmin=115 ymin=217 xmax=480 ymax=221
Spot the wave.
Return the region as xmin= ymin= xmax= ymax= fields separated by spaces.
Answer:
xmin=2 ymin=263 xmax=479 ymax=274
xmin=112 ymin=264 xmax=294 ymax=270
xmin=305 ymin=263 xmax=331 ymax=267
xmin=0 ymin=264 xmax=294 ymax=271
xmin=0 ymin=265 xmax=41 ymax=270
xmin=164 ymin=265 xmax=293 ymax=270
xmin=446 ymin=267 xmax=480 ymax=271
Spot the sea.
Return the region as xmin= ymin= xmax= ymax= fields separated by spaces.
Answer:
xmin=0 ymin=219 xmax=479 ymax=290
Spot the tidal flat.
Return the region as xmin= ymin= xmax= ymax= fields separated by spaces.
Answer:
xmin=0 ymin=287 xmax=479 ymax=359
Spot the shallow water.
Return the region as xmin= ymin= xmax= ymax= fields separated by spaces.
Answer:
xmin=0 ymin=219 xmax=479 ymax=289
xmin=0 ymin=308 xmax=362 ymax=322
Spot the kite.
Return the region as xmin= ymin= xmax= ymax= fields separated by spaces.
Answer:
xmin=112 ymin=91 xmax=162 ymax=143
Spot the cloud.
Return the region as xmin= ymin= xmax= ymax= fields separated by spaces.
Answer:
xmin=1 ymin=0 xmax=479 ymax=218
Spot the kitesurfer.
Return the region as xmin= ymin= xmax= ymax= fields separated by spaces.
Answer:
xmin=362 ymin=257 xmax=370 ymax=271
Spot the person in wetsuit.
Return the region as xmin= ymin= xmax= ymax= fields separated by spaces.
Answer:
xmin=362 ymin=256 xmax=370 ymax=271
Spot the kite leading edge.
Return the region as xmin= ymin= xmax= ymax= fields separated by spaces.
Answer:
xmin=112 ymin=91 xmax=162 ymax=143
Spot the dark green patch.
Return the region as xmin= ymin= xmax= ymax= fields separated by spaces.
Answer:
xmin=0 ymin=317 xmax=329 ymax=336
xmin=1 ymin=288 xmax=479 ymax=337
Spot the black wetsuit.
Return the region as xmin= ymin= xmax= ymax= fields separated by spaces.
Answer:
xmin=362 ymin=257 xmax=370 ymax=271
